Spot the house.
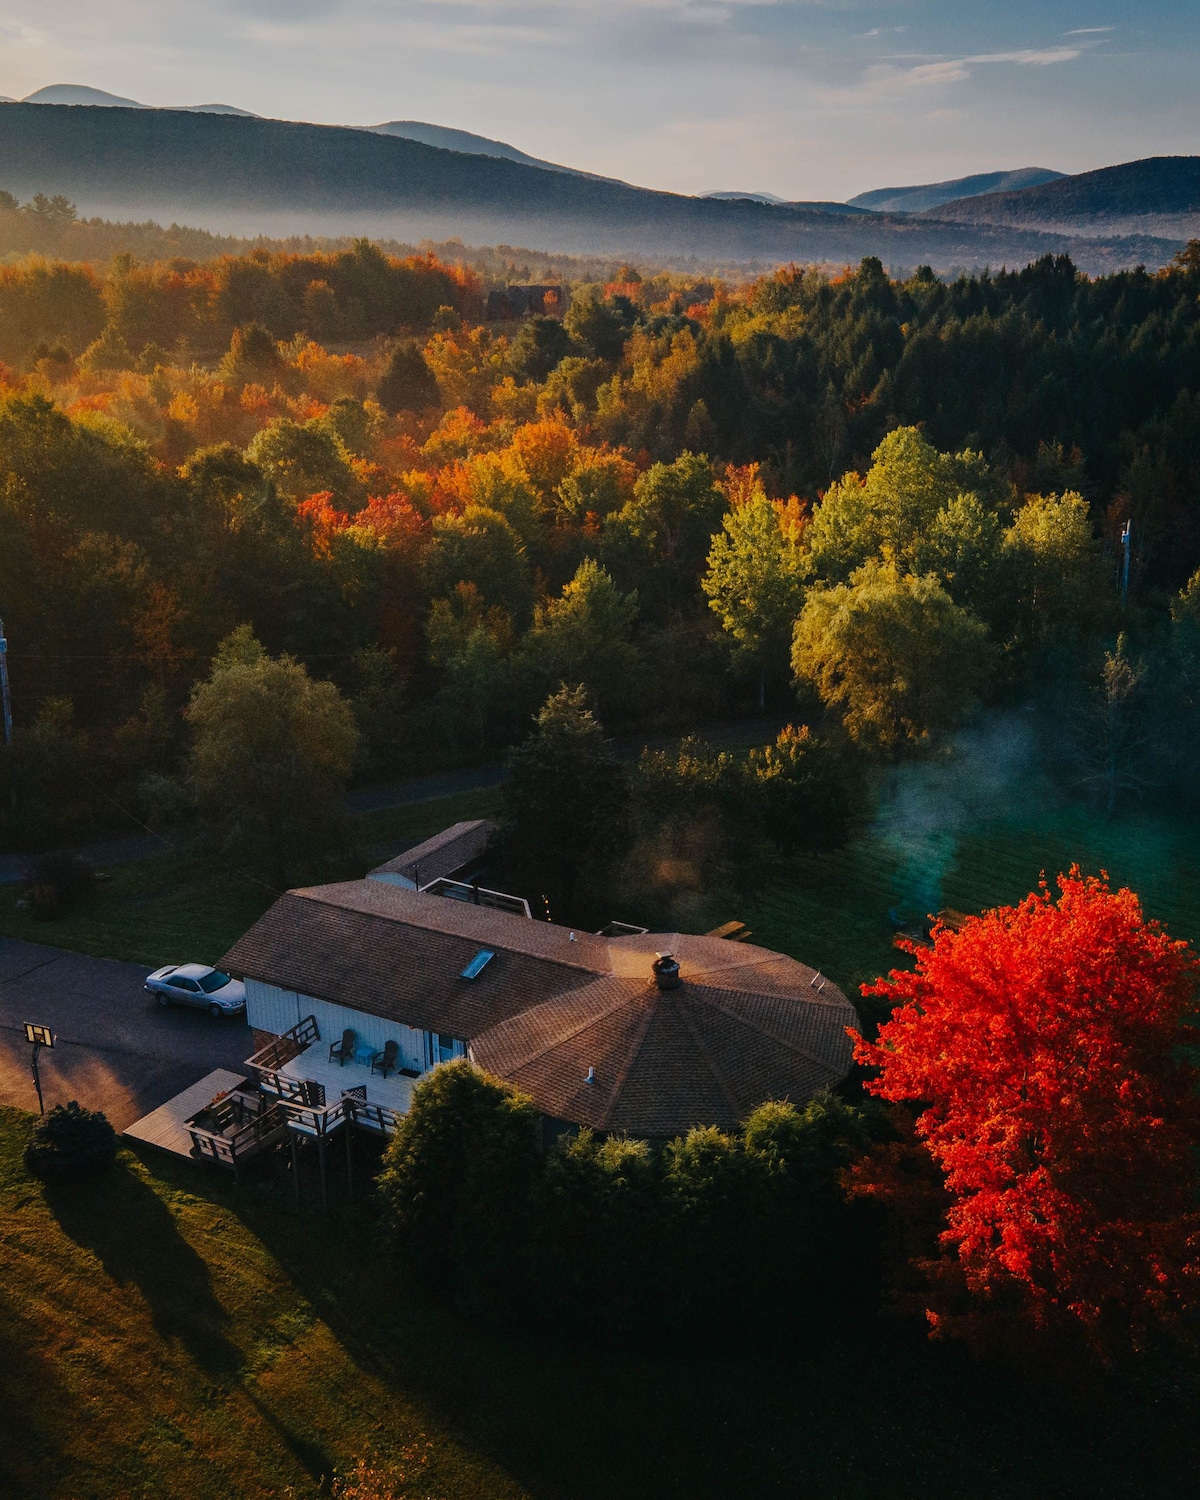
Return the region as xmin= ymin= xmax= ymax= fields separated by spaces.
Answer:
xmin=219 ymin=841 xmax=858 ymax=1139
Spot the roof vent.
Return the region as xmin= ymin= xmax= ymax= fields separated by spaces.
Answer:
xmin=652 ymin=952 xmax=681 ymax=990
xmin=461 ymin=949 xmax=496 ymax=980
xmin=585 ymin=1066 xmax=595 ymax=1085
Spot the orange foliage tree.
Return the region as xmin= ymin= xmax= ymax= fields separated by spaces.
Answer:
xmin=850 ymin=871 xmax=1200 ymax=1349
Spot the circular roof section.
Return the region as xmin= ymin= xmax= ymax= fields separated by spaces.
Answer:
xmin=471 ymin=934 xmax=857 ymax=1138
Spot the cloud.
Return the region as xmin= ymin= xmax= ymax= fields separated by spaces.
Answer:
xmin=1065 ymin=26 xmax=1115 ymax=35
xmin=838 ymin=45 xmax=1083 ymax=105
xmin=966 ymin=47 xmax=1083 ymax=67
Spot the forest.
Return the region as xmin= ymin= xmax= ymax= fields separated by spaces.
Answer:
xmin=2 ymin=211 xmax=1200 ymax=913
xmin=3 ymin=201 xmax=1200 ymax=1495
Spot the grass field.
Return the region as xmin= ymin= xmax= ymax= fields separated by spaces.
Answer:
xmin=0 ymin=1107 xmax=1195 ymax=1500
xmin=0 ymin=789 xmax=503 ymax=967
xmin=2 ymin=783 xmax=1197 ymax=1016
xmin=742 ymin=804 xmax=1200 ymax=1006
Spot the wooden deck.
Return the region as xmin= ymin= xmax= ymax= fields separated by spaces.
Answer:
xmin=278 ymin=1048 xmax=416 ymax=1116
xmin=124 ymin=1069 xmax=249 ymax=1159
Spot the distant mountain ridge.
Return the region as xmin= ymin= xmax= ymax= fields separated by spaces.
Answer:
xmin=0 ymin=101 xmax=1181 ymax=273
xmin=368 ymin=120 xmax=617 ymax=182
xmin=849 ymin=167 xmax=1065 ymax=214
xmin=20 ymin=83 xmax=256 ymax=116
xmin=924 ymin=156 xmax=1200 ymax=240
xmin=705 ymin=190 xmax=788 ymax=205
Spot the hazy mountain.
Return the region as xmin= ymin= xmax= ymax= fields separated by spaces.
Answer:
xmin=0 ymin=102 xmax=1179 ymax=273
xmin=369 ymin=120 xmax=608 ymax=179
xmin=178 ymin=103 xmax=258 ymax=117
xmin=704 ymin=190 xmax=789 ymax=205
xmin=849 ymin=167 xmax=1064 ymax=214
xmin=20 ymin=83 xmax=255 ymax=117
xmin=704 ymin=190 xmax=873 ymax=216
xmin=925 ymin=157 xmax=1200 ymax=240
xmin=23 ymin=84 xmax=145 ymax=109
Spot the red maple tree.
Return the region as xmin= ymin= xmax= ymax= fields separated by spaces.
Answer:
xmin=850 ymin=870 xmax=1200 ymax=1346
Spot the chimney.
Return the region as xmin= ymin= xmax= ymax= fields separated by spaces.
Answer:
xmin=652 ymin=952 xmax=681 ymax=990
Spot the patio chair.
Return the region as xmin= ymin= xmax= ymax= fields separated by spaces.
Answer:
xmin=329 ymin=1028 xmax=355 ymax=1066
xmin=371 ymin=1039 xmax=400 ymax=1078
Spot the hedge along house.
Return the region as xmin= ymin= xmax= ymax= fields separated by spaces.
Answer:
xmin=219 ymin=831 xmax=858 ymax=1139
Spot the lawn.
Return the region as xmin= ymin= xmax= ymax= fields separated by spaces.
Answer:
xmin=0 ymin=788 xmax=503 ymax=968
xmin=742 ymin=804 xmax=1200 ymax=1005
xmin=3 ymin=782 xmax=1197 ymax=1017
xmin=0 ymin=1107 xmax=1195 ymax=1500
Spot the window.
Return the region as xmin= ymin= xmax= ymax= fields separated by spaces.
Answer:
xmin=438 ymin=1033 xmax=464 ymax=1063
xmin=460 ymin=949 xmax=495 ymax=980
xmin=198 ymin=970 xmax=231 ymax=993
xmin=174 ymin=977 xmax=199 ymax=993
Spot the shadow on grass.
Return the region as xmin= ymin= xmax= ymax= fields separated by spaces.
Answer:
xmin=43 ymin=1157 xmax=244 ymax=1380
xmin=216 ymin=1183 xmax=1200 ymax=1500
xmin=0 ymin=1283 xmax=75 ymax=1499
xmin=243 ymin=1387 xmax=336 ymax=1489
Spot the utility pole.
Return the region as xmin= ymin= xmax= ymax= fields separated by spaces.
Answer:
xmin=0 ymin=616 xmax=11 ymax=748
xmin=1120 ymin=521 xmax=1132 ymax=609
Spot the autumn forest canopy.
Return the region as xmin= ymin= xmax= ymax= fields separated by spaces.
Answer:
xmin=3 ymin=226 xmax=1200 ymax=857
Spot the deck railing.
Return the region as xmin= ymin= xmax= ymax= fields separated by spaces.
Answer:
xmin=190 ymin=1026 xmax=407 ymax=1176
xmin=187 ymin=1100 xmax=290 ymax=1168
xmin=284 ymin=1094 xmax=350 ymax=1138
xmin=254 ymin=1068 xmax=311 ymax=1105
xmin=245 ymin=1014 xmax=320 ymax=1074
xmin=344 ymin=1096 xmax=404 ymax=1136
xmin=280 ymin=1092 xmax=405 ymax=1140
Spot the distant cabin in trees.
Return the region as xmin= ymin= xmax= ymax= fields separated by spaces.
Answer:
xmin=486 ymin=285 xmax=566 ymax=320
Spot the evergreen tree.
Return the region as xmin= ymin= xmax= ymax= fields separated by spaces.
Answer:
xmin=376 ymin=343 xmax=439 ymax=415
xmin=500 ymin=685 xmax=628 ymax=921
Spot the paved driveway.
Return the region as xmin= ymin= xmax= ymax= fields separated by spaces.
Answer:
xmin=0 ymin=937 xmax=252 ymax=1130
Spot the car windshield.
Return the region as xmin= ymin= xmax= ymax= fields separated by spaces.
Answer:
xmin=198 ymin=970 xmax=232 ymax=993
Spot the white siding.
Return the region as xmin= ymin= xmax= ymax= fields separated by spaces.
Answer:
xmin=245 ymin=978 xmax=449 ymax=1076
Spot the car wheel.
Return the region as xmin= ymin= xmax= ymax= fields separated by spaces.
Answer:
xmin=157 ymin=993 xmax=170 ymax=1007
xmin=209 ymin=1003 xmax=223 ymax=1019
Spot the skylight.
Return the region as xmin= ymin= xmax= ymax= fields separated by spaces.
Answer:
xmin=460 ymin=949 xmax=496 ymax=980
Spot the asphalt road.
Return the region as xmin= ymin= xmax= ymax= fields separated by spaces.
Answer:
xmin=0 ymin=937 xmax=252 ymax=1130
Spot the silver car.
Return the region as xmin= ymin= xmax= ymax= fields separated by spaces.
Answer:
xmin=145 ymin=963 xmax=246 ymax=1018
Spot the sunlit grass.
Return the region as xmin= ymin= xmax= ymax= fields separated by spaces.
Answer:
xmin=0 ymin=1106 xmax=1192 ymax=1500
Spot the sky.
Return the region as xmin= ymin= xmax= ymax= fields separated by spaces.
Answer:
xmin=1 ymin=2 xmax=1198 ymax=201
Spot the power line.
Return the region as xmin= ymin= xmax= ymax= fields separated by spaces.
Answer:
xmin=71 ymin=768 xmax=285 ymax=903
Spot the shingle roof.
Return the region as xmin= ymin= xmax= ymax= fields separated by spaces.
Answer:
xmin=220 ymin=876 xmax=858 ymax=1136
xmin=220 ymin=885 xmax=599 ymax=1039
xmin=369 ymin=819 xmax=497 ymax=885
xmin=471 ymin=949 xmax=857 ymax=1137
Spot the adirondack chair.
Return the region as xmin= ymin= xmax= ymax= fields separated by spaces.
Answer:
xmin=329 ymin=1028 xmax=355 ymax=1066
xmin=371 ymin=1039 xmax=399 ymax=1078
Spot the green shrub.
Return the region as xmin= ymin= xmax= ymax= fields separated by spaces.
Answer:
xmin=23 ymin=851 xmax=97 ymax=921
xmin=378 ymin=1062 xmax=877 ymax=1349
xmin=24 ymin=1101 xmax=118 ymax=1178
xmin=377 ymin=1060 xmax=542 ymax=1314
